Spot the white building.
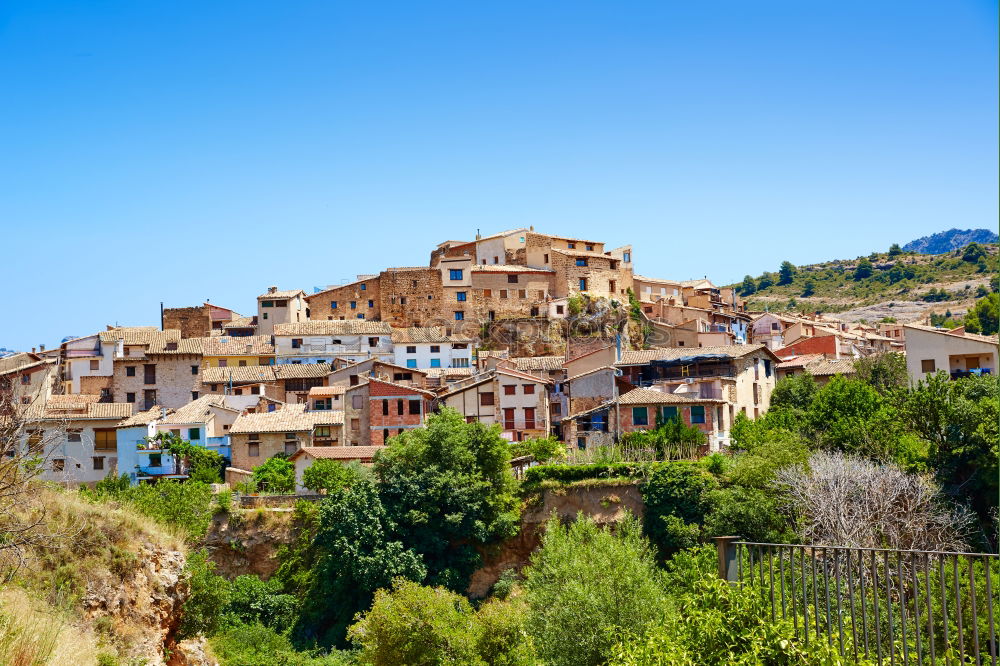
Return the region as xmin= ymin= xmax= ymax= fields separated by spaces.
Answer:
xmin=391 ymin=327 xmax=473 ymax=370
xmin=257 ymin=287 xmax=308 ymax=337
xmin=903 ymin=324 xmax=998 ymax=384
xmin=273 ymin=320 xmax=393 ymax=365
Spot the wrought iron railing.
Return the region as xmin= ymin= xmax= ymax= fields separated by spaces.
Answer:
xmin=715 ymin=538 xmax=999 ymax=664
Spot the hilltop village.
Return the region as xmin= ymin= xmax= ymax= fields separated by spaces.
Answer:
xmin=3 ymin=227 xmax=997 ymax=487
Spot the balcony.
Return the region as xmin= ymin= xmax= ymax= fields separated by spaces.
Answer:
xmin=950 ymin=368 xmax=992 ymax=380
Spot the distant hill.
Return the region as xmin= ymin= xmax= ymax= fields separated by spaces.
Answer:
xmin=728 ymin=243 xmax=997 ymax=323
xmin=903 ymin=228 xmax=998 ymax=254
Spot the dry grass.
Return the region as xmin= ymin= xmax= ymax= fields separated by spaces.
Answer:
xmin=0 ymin=587 xmax=99 ymax=666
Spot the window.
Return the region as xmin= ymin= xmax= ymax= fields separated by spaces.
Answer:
xmin=449 ymin=269 xmax=463 ymax=280
xmin=357 ymin=314 xmax=365 ymax=319
xmin=530 ymin=307 xmax=539 ymax=317
xmin=188 ymin=428 xmax=201 ymax=440
xmin=400 ymin=296 xmax=407 ymax=305
xmin=507 ymin=274 xmax=518 ymax=284
xmin=126 ymin=392 xmax=135 ymax=403
xmin=453 ymin=343 xmax=468 ymax=349
xmin=397 ymin=399 xmax=404 ymax=415
xmin=248 ymin=442 xmax=260 ymax=457
xmin=394 ymin=372 xmax=413 ymax=381
xmin=350 ymin=301 xmax=357 ymax=309
xmin=331 ymin=301 xmax=338 ymax=309
xmin=523 ymin=384 xmax=535 ymax=395
xmin=20 ymin=374 xmax=30 ymax=385
xmin=144 ymin=364 xmax=156 ymax=384
xmin=480 ymin=392 xmax=495 ymax=406
xmin=94 ymin=429 xmax=116 ymax=450
xmin=261 ymin=300 xmax=273 ymax=307
xmin=93 ymin=457 xmax=104 ymax=470
xmin=503 ymin=385 xmax=516 ymax=395
xmin=499 ymin=290 xmax=508 ymax=299
xmin=483 ymin=289 xmax=492 ymax=298
xmin=275 ymin=300 xmax=287 ymax=307
xmin=623 ymin=251 xmax=631 ymax=262
xmin=238 ymin=360 xmax=247 ymax=366
xmin=632 ymin=407 xmax=649 ymax=426
xmin=368 ymin=337 xmax=379 ymax=347
xmin=524 ymin=407 xmax=536 ymax=428
xmin=552 ymin=403 xmax=561 ymax=415
xmin=381 ymin=399 xmax=390 ymax=416
xmin=126 ymin=366 xmax=136 ymax=377
xmin=149 ymin=453 xmax=162 ymax=467
xmin=52 ymin=459 xmax=65 ymax=472
xmin=660 ymin=406 xmax=678 ymax=422
xmin=456 ymin=291 xmax=467 ymax=302
xmin=690 ymin=406 xmax=706 ymax=424
xmin=284 ymin=440 xmax=297 ymax=455
xmin=425 ymin=345 xmax=438 ymax=353
xmin=579 ymin=278 xmax=588 ymax=291
xmin=518 ymin=289 xmax=526 ymax=299
xmin=67 ymin=429 xmax=82 ymax=442
xmin=567 ymin=242 xmax=576 ymax=249
xmin=556 ymin=305 xmax=564 ymax=315
xmin=89 ymin=359 xmax=99 ymax=371
xmin=430 ymin=359 xmax=441 ymax=368
xmin=585 ymin=244 xmax=594 ymax=251
xmin=763 ymin=359 xmax=772 ymax=378
xmin=408 ymin=399 xmax=421 ymax=415
xmin=577 ymin=437 xmax=586 ymax=450
xmin=248 ymin=433 xmax=259 ymax=441
xmin=315 ymin=426 xmax=331 ymax=438
xmin=575 ymin=258 xmax=588 ymax=267
xmin=251 ymin=386 xmax=260 ymax=395
xmin=360 ymin=283 xmax=367 ymax=291
xmin=921 ymin=359 xmax=935 ymax=372
xmin=503 ymin=408 xmax=515 ymax=429
xmin=453 ymin=358 xmax=469 ymax=368
xmin=351 ymin=393 xmax=364 ymax=409
xmin=349 ymin=374 xmax=359 ymax=386
xmin=218 ymin=359 xmax=228 ymax=367
xmin=291 ymin=338 xmax=302 ymax=349
xmin=27 ymin=430 xmax=42 ymax=447
xmin=543 ymin=253 xmax=549 ymax=263
xmin=771 ymin=322 xmax=780 ymax=331
xmin=454 ymin=311 xmax=464 ymax=321
xmin=262 ymin=312 xmax=268 ymax=319
xmin=315 ymin=398 xmax=332 ymax=410
xmin=368 ymin=300 xmax=374 ymax=308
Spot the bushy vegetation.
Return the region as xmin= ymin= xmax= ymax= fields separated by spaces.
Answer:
xmin=82 ymin=475 xmax=214 ymax=540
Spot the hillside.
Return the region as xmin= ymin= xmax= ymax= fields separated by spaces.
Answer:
xmin=731 ymin=242 xmax=997 ymax=323
xmin=903 ymin=228 xmax=998 ymax=254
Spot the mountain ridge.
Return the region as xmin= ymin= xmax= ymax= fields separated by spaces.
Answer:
xmin=902 ymin=228 xmax=998 ymax=254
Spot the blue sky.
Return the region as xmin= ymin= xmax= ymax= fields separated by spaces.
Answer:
xmin=1 ymin=1 xmax=996 ymax=350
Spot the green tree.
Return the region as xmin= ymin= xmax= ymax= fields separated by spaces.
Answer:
xmin=800 ymin=280 xmax=815 ymax=297
xmin=888 ymin=243 xmax=903 ymax=257
xmin=778 ymin=261 xmax=796 ymax=285
xmin=523 ymin=515 xmax=667 ymax=666
xmin=964 ymin=292 xmax=999 ymax=335
xmin=739 ymin=275 xmax=757 ymax=296
xmin=640 ymin=462 xmax=718 ymax=557
xmin=301 ymin=459 xmax=370 ymax=494
xmin=961 ymin=242 xmax=987 ymax=263
xmin=769 ymin=372 xmax=817 ymax=411
xmin=374 ymin=408 xmax=520 ymax=590
xmin=178 ymin=550 xmax=230 ymax=639
xmin=348 ymin=578 xmax=483 ymax=665
xmin=510 ymin=435 xmax=566 ymax=464
xmin=853 ymin=258 xmax=874 ymax=280
xmin=621 ymin=413 xmax=706 ymax=461
xmin=853 ymin=352 xmax=909 ymax=394
xmin=887 ymin=263 xmax=905 ymax=284
xmin=222 ymin=575 xmax=298 ymax=630
xmin=703 ymin=486 xmax=796 ymax=544
xmin=295 ymin=481 xmax=426 ymax=647
xmin=805 ymin=376 xmax=911 ymax=461
xmin=252 ymin=455 xmax=296 ymax=494
xmin=757 ymin=273 xmax=775 ymax=291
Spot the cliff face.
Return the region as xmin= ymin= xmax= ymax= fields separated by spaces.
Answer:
xmin=201 ymin=509 xmax=298 ymax=581
xmin=468 ymin=482 xmax=644 ymax=598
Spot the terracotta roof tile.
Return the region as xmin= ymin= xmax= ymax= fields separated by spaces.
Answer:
xmin=146 ymin=337 xmax=205 ymax=355
xmin=273 ymin=363 xmax=333 ymax=379
xmin=165 ymin=395 xmax=238 ymax=424
xmin=619 ymin=387 xmax=723 ymax=405
xmin=230 ymin=404 xmax=313 ymax=433
xmin=290 ymin=445 xmax=385 ymax=461
xmin=201 ymin=335 xmax=275 ymax=357
xmin=258 ymin=289 xmax=306 ymax=300
xmin=470 ymin=264 xmax=554 ymax=273
xmin=511 ymin=356 xmax=565 ymax=371
xmin=390 ymin=327 xmax=474 ymax=344
xmin=202 ymin=365 xmax=277 ymax=384
xmin=118 ymin=405 xmax=172 ymax=427
xmin=617 ymin=344 xmax=772 ymax=366
xmin=99 ymin=328 xmax=180 ymax=345
xmin=273 ymin=321 xmax=392 ymax=336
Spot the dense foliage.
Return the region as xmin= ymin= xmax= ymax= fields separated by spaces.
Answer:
xmin=301 ymin=459 xmax=371 ymax=494
xmin=252 ymin=455 xmax=296 ymax=494
xmin=82 ymin=476 xmax=214 ymax=539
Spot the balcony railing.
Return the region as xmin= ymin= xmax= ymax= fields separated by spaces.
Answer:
xmin=503 ymin=420 xmax=542 ymax=430
xmin=950 ymin=368 xmax=992 ymax=380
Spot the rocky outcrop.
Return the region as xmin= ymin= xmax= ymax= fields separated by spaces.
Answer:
xmin=202 ymin=510 xmax=297 ymax=580
xmin=169 ymin=637 xmax=219 ymax=666
xmin=468 ymin=482 xmax=644 ymax=597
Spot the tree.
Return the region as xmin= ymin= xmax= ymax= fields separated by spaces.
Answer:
xmin=769 ymin=372 xmax=817 ymax=411
xmin=295 ymin=481 xmax=426 ymax=647
xmin=620 ymin=413 xmax=706 ymax=461
xmin=144 ymin=430 xmax=225 ymax=483
xmin=778 ymin=261 xmax=796 ymax=285
xmin=853 ymin=258 xmax=873 ymax=280
xmin=800 ymin=280 xmax=815 ymax=297
xmin=178 ymin=550 xmax=230 ymax=639
xmin=963 ymin=292 xmax=999 ymax=335
xmin=510 ymin=435 xmax=566 ymax=464
xmin=804 ymin=375 xmax=907 ymax=460
xmin=739 ymin=275 xmax=757 ymax=296
xmin=251 ymin=455 xmax=295 ymax=494
xmin=222 ymin=575 xmax=298 ymax=630
xmin=374 ymin=408 xmax=520 ymax=590
xmin=348 ymin=579 xmax=483 ymax=666
xmin=640 ymin=462 xmax=718 ymax=557
xmin=853 ymin=352 xmax=908 ymax=394
xmin=757 ymin=273 xmax=775 ymax=291
xmin=777 ymin=451 xmax=971 ymax=551
xmin=888 ymin=243 xmax=903 ymax=257
xmin=961 ymin=242 xmax=987 ymax=263
xmin=523 ymin=515 xmax=667 ymax=666
xmin=301 ymin=459 xmax=370 ymax=494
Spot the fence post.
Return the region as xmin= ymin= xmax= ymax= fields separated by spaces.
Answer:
xmin=714 ymin=535 xmax=740 ymax=583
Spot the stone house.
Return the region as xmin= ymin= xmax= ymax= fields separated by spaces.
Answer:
xmin=343 ymin=378 xmax=435 ymax=446
xmin=467 ymin=265 xmax=556 ymax=322
xmin=391 ymin=327 xmax=473 ymax=370
xmin=436 ymin=367 xmax=552 ymax=441
xmin=228 ymin=403 xmax=344 ymax=473
xmin=305 ymin=276 xmax=381 ymax=322
xmin=0 ymin=352 xmax=56 ymax=409
xmin=289 ymin=445 xmax=386 ymax=492
xmin=162 ymin=303 xmax=242 ymax=338
xmin=327 ymin=358 xmax=428 ymax=389
xmin=379 ymin=267 xmax=443 ymax=327
xmin=112 ymin=336 xmax=203 ymax=410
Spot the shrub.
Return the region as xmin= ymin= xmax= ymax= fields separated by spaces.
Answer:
xmin=253 ymin=455 xmax=296 ymax=494
xmin=211 ymin=622 xmax=353 ymax=665
xmin=523 ymin=515 xmax=667 ymax=666
xmin=302 ymin=459 xmax=370 ymax=494
xmin=178 ymin=550 xmax=230 ymax=639
xmin=523 ymin=462 xmax=654 ymax=485
xmin=348 ymin=578 xmax=483 ymax=665
xmin=640 ymin=461 xmax=718 ymax=557
xmin=222 ymin=575 xmax=298 ymax=630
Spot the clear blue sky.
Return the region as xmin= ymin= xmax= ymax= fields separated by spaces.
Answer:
xmin=1 ymin=1 xmax=997 ymax=351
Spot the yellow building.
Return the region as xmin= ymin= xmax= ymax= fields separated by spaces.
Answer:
xmin=200 ymin=335 xmax=275 ymax=368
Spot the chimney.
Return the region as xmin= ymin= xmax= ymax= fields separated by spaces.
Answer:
xmin=31 ymin=347 xmax=35 ymax=353
xmin=39 ymin=344 xmax=45 ymax=352
xmin=160 ymin=407 xmax=168 ymax=419
xmin=268 ymin=286 xmax=278 ymax=294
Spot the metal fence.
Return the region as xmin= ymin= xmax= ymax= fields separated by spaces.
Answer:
xmin=715 ymin=538 xmax=999 ymax=665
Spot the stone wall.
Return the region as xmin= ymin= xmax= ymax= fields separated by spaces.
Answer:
xmin=379 ymin=267 xmax=443 ymax=327
xmin=112 ymin=354 xmax=203 ymax=409
xmin=469 ymin=271 xmax=555 ymax=322
xmin=162 ymin=306 xmax=210 ymax=339
xmin=306 ymin=278 xmax=381 ymax=322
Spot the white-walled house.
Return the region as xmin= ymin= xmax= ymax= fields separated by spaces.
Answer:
xmin=903 ymin=324 xmax=998 ymax=383
xmin=273 ymin=320 xmax=393 ymax=365
xmin=391 ymin=327 xmax=473 ymax=370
